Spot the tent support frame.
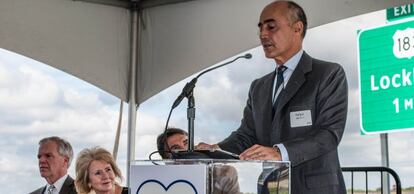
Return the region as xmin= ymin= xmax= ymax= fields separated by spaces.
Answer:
xmin=126 ymin=8 xmax=139 ymax=186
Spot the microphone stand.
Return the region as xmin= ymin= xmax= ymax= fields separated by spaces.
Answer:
xmin=168 ymin=53 xmax=252 ymax=159
xmin=187 ymin=92 xmax=195 ymax=152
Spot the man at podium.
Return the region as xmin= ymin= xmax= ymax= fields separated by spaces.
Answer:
xmin=197 ymin=1 xmax=348 ymax=194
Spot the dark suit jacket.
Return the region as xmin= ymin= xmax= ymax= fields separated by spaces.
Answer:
xmin=218 ymin=52 xmax=348 ymax=194
xmin=29 ymin=176 xmax=77 ymax=194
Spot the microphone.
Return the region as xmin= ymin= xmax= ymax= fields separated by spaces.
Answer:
xmin=172 ymin=53 xmax=252 ymax=109
xmin=244 ymin=53 xmax=252 ymax=59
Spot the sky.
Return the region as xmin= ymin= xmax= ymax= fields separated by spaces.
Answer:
xmin=1 ymin=9 xmax=414 ymax=194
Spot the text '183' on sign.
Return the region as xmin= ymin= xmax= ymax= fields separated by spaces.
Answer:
xmin=358 ymin=19 xmax=414 ymax=134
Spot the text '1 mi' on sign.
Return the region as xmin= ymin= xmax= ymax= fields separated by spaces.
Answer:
xmin=358 ymin=19 xmax=414 ymax=134
xmin=387 ymin=3 xmax=414 ymax=21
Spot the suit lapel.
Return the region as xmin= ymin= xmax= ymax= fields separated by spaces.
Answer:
xmin=261 ymin=72 xmax=276 ymax=146
xmin=42 ymin=186 xmax=47 ymax=194
xmin=270 ymin=52 xmax=312 ymax=144
xmin=59 ymin=176 xmax=75 ymax=194
xmin=274 ymin=52 xmax=312 ymax=116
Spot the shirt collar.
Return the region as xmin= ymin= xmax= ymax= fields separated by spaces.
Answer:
xmin=276 ymin=49 xmax=303 ymax=71
xmin=47 ymin=174 xmax=68 ymax=193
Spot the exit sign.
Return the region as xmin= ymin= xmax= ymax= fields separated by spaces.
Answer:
xmin=387 ymin=4 xmax=414 ymax=21
xmin=358 ymin=19 xmax=414 ymax=134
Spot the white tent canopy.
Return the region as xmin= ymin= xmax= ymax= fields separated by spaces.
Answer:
xmin=1 ymin=0 xmax=412 ymax=104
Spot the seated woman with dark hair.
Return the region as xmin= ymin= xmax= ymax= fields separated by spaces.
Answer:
xmin=75 ymin=147 xmax=128 ymax=194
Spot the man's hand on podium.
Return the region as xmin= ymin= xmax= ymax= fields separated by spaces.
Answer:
xmin=239 ymin=144 xmax=282 ymax=161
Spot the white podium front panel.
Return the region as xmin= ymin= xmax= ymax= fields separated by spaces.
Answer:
xmin=131 ymin=164 xmax=207 ymax=194
xmin=131 ymin=160 xmax=290 ymax=194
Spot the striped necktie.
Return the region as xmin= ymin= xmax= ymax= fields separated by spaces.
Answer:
xmin=272 ymin=65 xmax=287 ymax=116
xmin=47 ymin=185 xmax=55 ymax=194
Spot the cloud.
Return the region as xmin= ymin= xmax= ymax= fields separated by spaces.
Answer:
xmin=0 ymin=53 xmax=127 ymax=193
xmin=197 ymin=74 xmax=245 ymax=121
xmin=0 ymin=65 xmax=62 ymax=125
xmin=136 ymin=109 xmax=169 ymax=158
xmin=0 ymin=65 xmax=59 ymax=107
xmin=304 ymin=10 xmax=386 ymax=90
xmin=0 ymin=62 xmax=10 ymax=84
xmin=389 ymin=132 xmax=414 ymax=161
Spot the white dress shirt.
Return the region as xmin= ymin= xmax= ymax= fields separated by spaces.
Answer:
xmin=44 ymin=174 xmax=68 ymax=194
xmin=272 ymin=49 xmax=304 ymax=161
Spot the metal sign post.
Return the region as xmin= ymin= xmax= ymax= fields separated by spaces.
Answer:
xmin=380 ymin=133 xmax=390 ymax=194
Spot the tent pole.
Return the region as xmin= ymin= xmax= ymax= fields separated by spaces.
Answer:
xmin=127 ymin=8 xmax=138 ymax=187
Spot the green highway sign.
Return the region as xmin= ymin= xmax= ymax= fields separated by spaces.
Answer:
xmin=387 ymin=4 xmax=414 ymax=21
xmin=358 ymin=19 xmax=414 ymax=134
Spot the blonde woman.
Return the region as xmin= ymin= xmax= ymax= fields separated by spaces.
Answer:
xmin=75 ymin=147 xmax=128 ymax=194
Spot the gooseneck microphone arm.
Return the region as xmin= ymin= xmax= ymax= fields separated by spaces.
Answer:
xmin=171 ymin=53 xmax=252 ymax=109
xmin=163 ymin=53 xmax=252 ymax=157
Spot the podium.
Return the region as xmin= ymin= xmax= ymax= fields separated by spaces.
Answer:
xmin=130 ymin=159 xmax=290 ymax=194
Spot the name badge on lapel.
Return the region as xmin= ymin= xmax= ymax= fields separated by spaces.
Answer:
xmin=290 ymin=110 xmax=312 ymax=128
